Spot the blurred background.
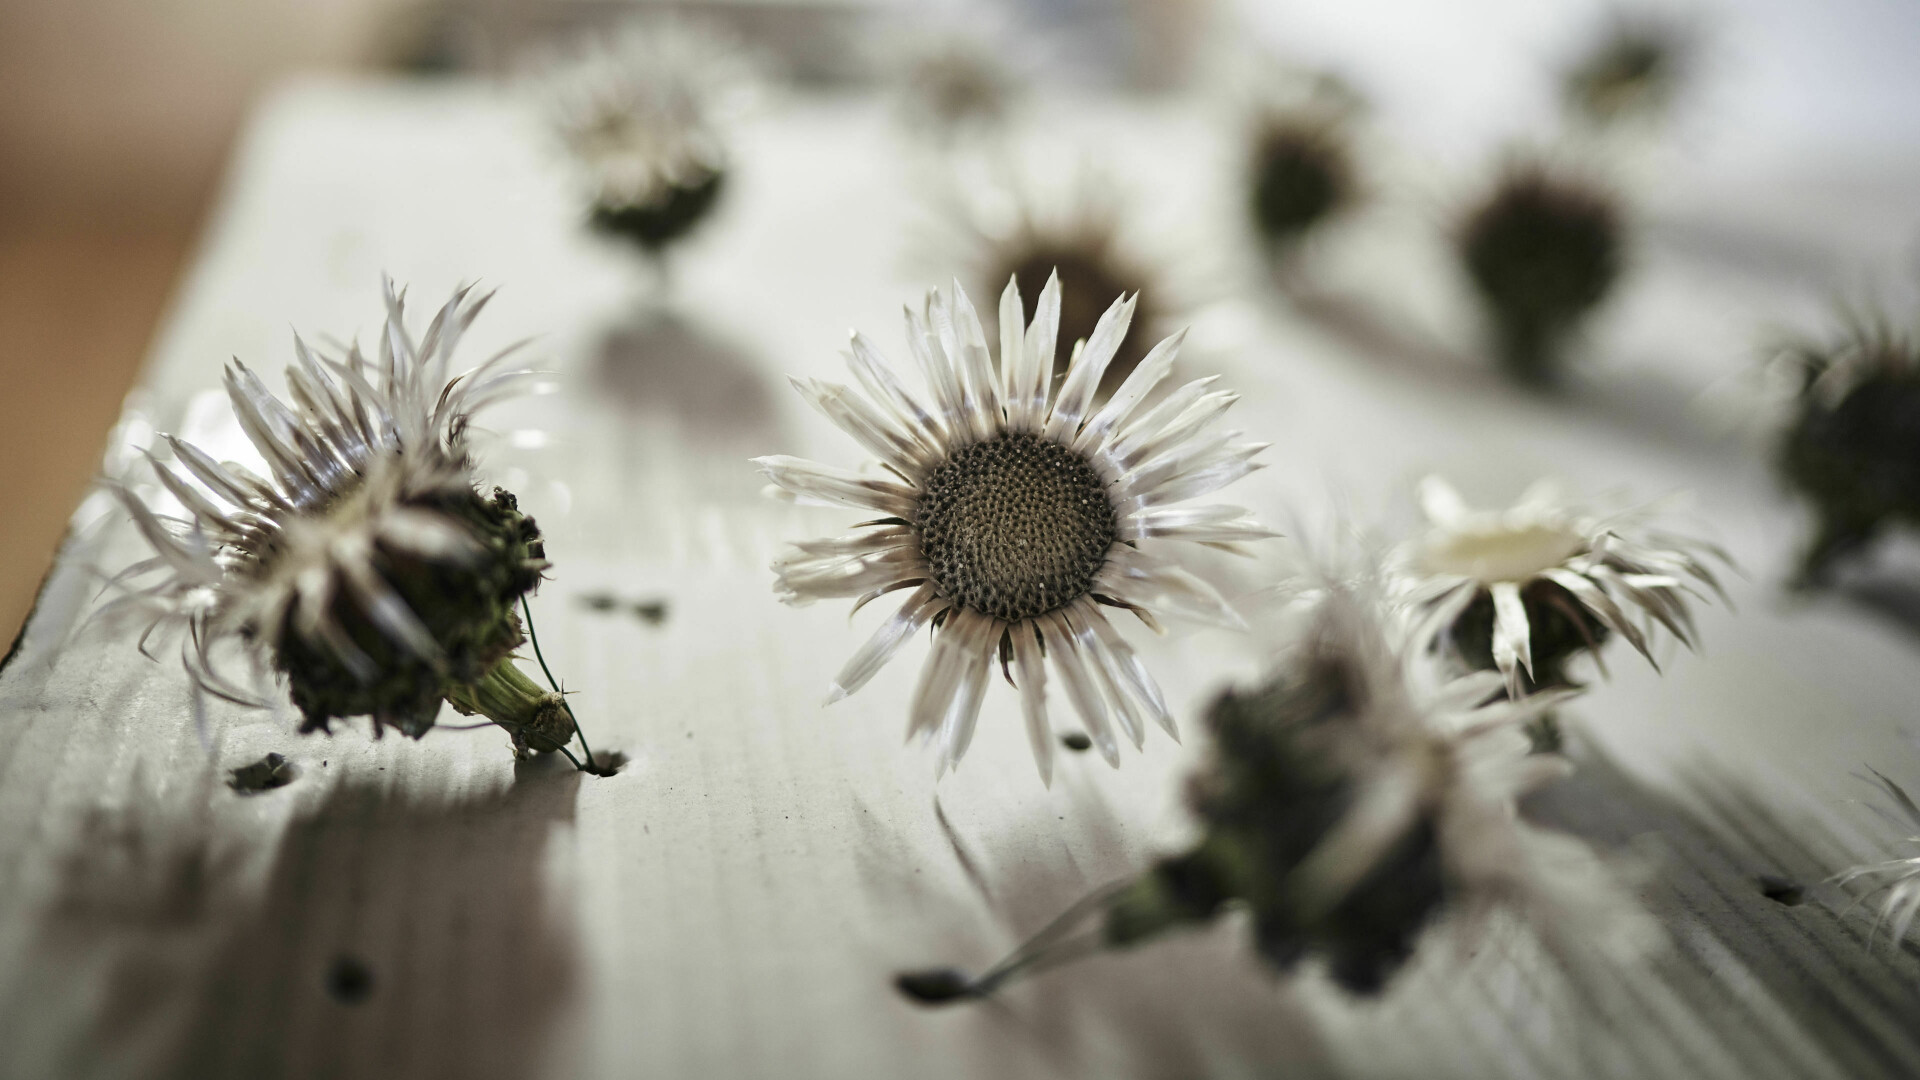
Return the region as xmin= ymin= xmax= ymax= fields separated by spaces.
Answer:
xmin=2 ymin=0 xmax=1918 ymax=646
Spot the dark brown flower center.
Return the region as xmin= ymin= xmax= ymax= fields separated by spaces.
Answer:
xmin=915 ymin=433 xmax=1116 ymax=622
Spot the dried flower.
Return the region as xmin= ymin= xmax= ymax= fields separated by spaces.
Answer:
xmin=1399 ymin=477 xmax=1730 ymax=702
xmin=102 ymin=281 xmax=607 ymax=770
xmin=1248 ymin=118 xmax=1354 ymax=253
xmin=898 ymin=576 xmax=1655 ymax=1003
xmin=1833 ymin=768 xmax=1920 ymax=943
xmin=1774 ymin=314 xmax=1920 ymax=585
xmin=1458 ymin=161 xmax=1624 ymax=386
xmin=543 ymin=19 xmax=749 ymax=257
xmin=757 ymin=273 xmax=1272 ymax=783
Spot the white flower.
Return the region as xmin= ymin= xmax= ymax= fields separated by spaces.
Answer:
xmin=102 ymin=281 xmax=593 ymax=764
xmin=1833 ymin=768 xmax=1920 ymax=944
xmin=757 ymin=273 xmax=1273 ymax=783
xmin=913 ymin=571 xmax=1659 ymax=1004
xmin=542 ymin=19 xmax=750 ymax=219
xmin=1275 ymin=580 xmax=1660 ymax=982
xmin=1399 ymin=476 xmax=1729 ymax=699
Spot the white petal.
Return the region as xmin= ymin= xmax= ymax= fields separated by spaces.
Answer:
xmin=1043 ymin=292 xmax=1136 ymax=442
xmin=334 ymin=534 xmax=442 ymax=664
xmin=1489 ymin=581 xmax=1532 ymax=698
xmin=908 ymin=613 xmax=972 ymax=744
xmin=1074 ymin=327 xmax=1183 ymax=456
xmin=1418 ymin=476 xmax=1470 ymax=526
xmin=1024 ymin=271 xmax=1062 ymax=417
xmin=1095 ymin=544 xmax=1243 ymax=629
xmin=947 ymin=280 xmax=1003 ymax=436
xmin=905 ymin=301 xmax=974 ymax=444
xmin=1122 ymin=504 xmax=1277 ymax=544
xmin=1082 ymin=602 xmax=1176 ymax=740
xmin=998 ymin=277 xmax=1039 ymax=432
xmin=1011 ymin=622 xmax=1053 ymax=785
xmin=790 ymin=377 xmax=928 ymax=475
xmin=1063 ymin=601 xmax=1145 ymax=749
xmin=936 ymin=610 xmax=997 ymax=775
xmin=847 ymin=332 xmax=945 ymax=454
xmin=751 ymin=455 xmax=917 ymax=515
xmin=1040 ymin=611 xmax=1119 ymax=767
xmin=1102 ymin=376 xmax=1219 ymax=465
xmin=828 ymin=585 xmax=941 ymax=702
xmin=376 ymin=506 xmax=484 ymax=563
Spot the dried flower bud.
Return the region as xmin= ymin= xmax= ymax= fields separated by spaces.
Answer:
xmin=1459 ymin=164 xmax=1624 ymax=385
xmin=1249 ymin=120 xmax=1353 ymax=251
xmin=1776 ymin=318 xmax=1920 ymax=584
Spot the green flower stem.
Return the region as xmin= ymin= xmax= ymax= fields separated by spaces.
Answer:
xmin=445 ymin=658 xmax=577 ymax=756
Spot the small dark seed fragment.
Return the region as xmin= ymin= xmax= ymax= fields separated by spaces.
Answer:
xmin=326 ymin=954 xmax=375 ymax=1004
xmin=1758 ymin=875 xmax=1807 ymax=906
xmin=1061 ymin=732 xmax=1094 ymax=752
xmin=228 ymin=753 xmax=296 ymax=794
xmin=894 ymin=968 xmax=976 ymax=1005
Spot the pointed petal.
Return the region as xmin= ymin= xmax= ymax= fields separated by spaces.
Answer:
xmin=828 ymin=585 xmax=940 ymax=701
xmin=1040 ymin=611 xmax=1119 ymax=767
xmin=1044 ymin=293 xmax=1135 ymax=442
xmin=1012 ymin=623 xmax=1053 ymax=785
xmin=1489 ymin=581 xmax=1532 ymax=698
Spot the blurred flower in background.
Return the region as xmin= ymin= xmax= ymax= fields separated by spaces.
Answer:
xmin=538 ymin=17 xmax=757 ymax=280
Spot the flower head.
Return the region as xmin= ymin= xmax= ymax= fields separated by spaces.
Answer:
xmin=543 ymin=19 xmax=749 ymax=253
xmin=898 ymin=573 xmax=1655 ymax=1004
xmin=1399 ymin=477 xmax=1729 ymax=700
xmin=1774 ymin=313 xmax=1920 ymax=584
xmin=757 ymin=273 xmax=1272 ymax=783
xmin=1458 ymin=161 xmax=1624 ymax=385
xmin=1241 ymin=71 xmax=1363 ymax=256
xmin=1100 ymin=578 xmax=1653 ymax=994
xmin=103 ymin=281 xmax=604 ymax=768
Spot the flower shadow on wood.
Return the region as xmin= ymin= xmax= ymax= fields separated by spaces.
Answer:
xmin=1524 ymin=732 xmax=1920 ymax=1080
xmin=27 ymin=761 xmax=584 ymax=1080
xmin=594 ymin=308 xmax=785 ymax=453
xmin=851 ymin=784 xmax=1338 ymax=1080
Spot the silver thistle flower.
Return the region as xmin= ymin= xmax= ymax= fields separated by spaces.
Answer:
xmin=1399 ymin=477 xmax=1730 ymax=700
xmin=1833 ymin=768 xmax=1920 ymax=944
xmin=543 ymin=19 xmax=749 ymax=254
xmin=899 ymin=573 xmax=1655 ymax=1005
xmin=103 ymin=281 xmax=602 ymax=767
xmin=757 ymin=273 xmax=1273 ymax=783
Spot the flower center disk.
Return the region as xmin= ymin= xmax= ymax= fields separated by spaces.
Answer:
xmin=915 ymin=433 xmax=1116 ymax=622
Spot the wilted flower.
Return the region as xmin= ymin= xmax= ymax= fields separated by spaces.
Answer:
xmin=543 ymin=19 xmax=749 ymax=258
xmin=1399 ymin=477 xmax=1729 ymax=702
xmin=103 ymin=281 xmax=607 ymax=770
xmin=1773 ymin=314 xmax=1920 ymax=585
xmin=757 ymin=273 xmax=1272 ymax=783
xmin=1458 ymin=161 xmax=1624 ymax=386
xmin=1561 ymin=15 xmax=1696 ymax=128
xmin=898 ymin=577 xmax=1655 ymax=1003
xmin=1833 ymin=768 xmax=1920 ymax=944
